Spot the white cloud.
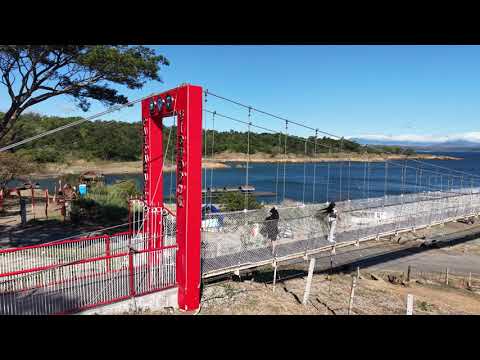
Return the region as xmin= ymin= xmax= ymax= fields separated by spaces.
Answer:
xmin=348 ymin=132 xmax=480 ymax=144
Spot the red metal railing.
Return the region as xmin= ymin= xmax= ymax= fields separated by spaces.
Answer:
xmin=0 ymin=218 xmax=177 ymax=315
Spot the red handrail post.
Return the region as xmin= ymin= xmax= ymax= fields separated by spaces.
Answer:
xmin=128 ymin=249 xmax=135 ymax=297
xmin=105 ymin=235 xmax=111 ymax=272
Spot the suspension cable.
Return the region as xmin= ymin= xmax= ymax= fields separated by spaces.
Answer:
xmin=283 ymin=120 xmax=288 ymax=203
xmin=205 ymin=90 xmax=480 ymax=181
xmin=410 ymin=158 xmax=480 ymax=179
xmin=0 ymin=92 xmax=163 ymax=153
xmin=204 ymin=108 xmax=474 ymax=183
xmin=205 ymin=90 xmax=338 ymax=138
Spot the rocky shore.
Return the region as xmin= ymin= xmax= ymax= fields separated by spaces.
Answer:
xmin=34 ymin=152 xmax=461 ymax=178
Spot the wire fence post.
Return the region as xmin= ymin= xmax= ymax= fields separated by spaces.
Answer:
xmin=348 ymin=275 xmax=357 ymax=315
xmin=407 ymin=265 xmax=411 ymax=283
xmin=31 ymin=187 xmax=35 ymax=220
xmin=445 ymin=267 xmax=449 ymax=285
xmin=45 ymin=189 xmax=49 ymax=219
xmin=406 ymin=293 xmax=414 ymax=315
xmin=272 ymin=260 xmax=278 ymax=293
xmin=302 ymin=257 xmax=316 ymax=305
xmin=468 ymin=272 xmax=472 ymax=288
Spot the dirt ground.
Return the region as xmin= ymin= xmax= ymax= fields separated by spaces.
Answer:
xmin=135 ymin=221 xmax=480 ymax=316
xmin=146 ymin=262 xmax=480 ymax=315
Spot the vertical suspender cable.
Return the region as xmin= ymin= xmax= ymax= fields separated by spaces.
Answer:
xmin=245 ymin=107 xmax=252 ymax=211
xmin=275 ymin=133 xmax=281 ymax=205
xmin=203 ymin=98 xmax=208 ymax=205
xmin=326 ymin=148 xmax=331 ymax=202
xmin=383 ymin=161 xmax=388 ymax=209
xmin=169 ymin=116 xmax=176 ymax=204
xmin=339 ymin=137 xmax=344 ymax=202
xmin=283 ymin=120 xmax=288 ymax=203
xmin=302 ymin=138 xmax=307 ymax=205
xmin=312 ymin=129 xmax=318 ymax=204
xmin=210 ymin=111 xmax=216 ymax=206
xmin=367 ymin=154 xmax=371 ymax=199
xmin=363 ymin=150 xmax=367 ymax=199
xmin=347 ymin=158 xmax=351 ymax=202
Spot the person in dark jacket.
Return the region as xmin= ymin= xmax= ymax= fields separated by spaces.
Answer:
xmin=262 ymin=207 xmax=279 ymax=241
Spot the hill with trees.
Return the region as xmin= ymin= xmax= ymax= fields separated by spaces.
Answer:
xmin=0 ymin=112 xmax=414 ymax=164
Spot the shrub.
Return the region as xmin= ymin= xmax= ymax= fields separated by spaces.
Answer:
xmin=217 ymin=191 xmax=263 ymax=212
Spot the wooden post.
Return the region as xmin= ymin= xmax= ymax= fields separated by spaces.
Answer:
xmin=302 ymin=257 xmax=316 ymax=305
xmin=407 ymin=265 xmax=411 ymax=282
xmin=445 ymin=267 xmax=449 ymax=285
xmin=406 ymin=294 xmax=414 ymax=315
xmin=348 ymin=275 xmax=357 ymax=315
xmin=272 ymin=260 xmax=278 ymax=293
xmin=45 ymin=189 xmax=48 ymax=219
xmin=468 ymin=272 xmax=472 ymax=288
xmin=357 ymin=266 xmax=360 ymax=279
xmin=31 ymin=187 xmax=35 ymax=220
xmin=19 ymin=197 xmax=26 ymax=226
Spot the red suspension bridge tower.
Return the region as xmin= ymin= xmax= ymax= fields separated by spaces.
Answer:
xmin=141 ymin=84 xmax=203 ymax=311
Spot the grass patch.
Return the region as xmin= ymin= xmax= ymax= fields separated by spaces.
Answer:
xmin=71 ymin=180 xmax=140 ymax=224
xmin=417 ymin=300 xmax=435 ymax=312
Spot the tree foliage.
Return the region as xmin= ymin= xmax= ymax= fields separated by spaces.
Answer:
xmin=0 ymin=45 xmax=169 ymax=141
xmin=0 ymin=152 xmax=37 ymax=189
xmin=0 ymin=112 xmax=416 ymax=164
xmin=217 ymin=192 xmax=263 ymax=212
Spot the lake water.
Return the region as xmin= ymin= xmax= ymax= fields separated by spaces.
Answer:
xmin=24 ymin=151 xmax=480 ymax=204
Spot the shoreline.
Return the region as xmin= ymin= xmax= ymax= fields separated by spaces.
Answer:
xmin=33 ymin=153 xmax=463 ymax=178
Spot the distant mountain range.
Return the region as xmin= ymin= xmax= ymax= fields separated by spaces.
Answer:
xmin=351 ymin=138 xmax=480 ymax=151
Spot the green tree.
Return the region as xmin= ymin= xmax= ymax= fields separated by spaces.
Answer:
xmin=0 ymin=45 xmax=169 ymax=142
xmin=218 ymin=192 xmax=263 ymax=212
xmin=0 ymin=152 xmax=37 ymax=190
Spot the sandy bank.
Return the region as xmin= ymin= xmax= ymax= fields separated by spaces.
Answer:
xmin=33 ymin=152 xmax=461 ymax=178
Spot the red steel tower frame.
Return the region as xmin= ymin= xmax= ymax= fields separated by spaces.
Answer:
xmin=141 ymin=84 xmax=202 ymax=311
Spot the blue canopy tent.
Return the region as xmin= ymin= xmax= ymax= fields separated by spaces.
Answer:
xmin=202 ymin=204 xmax=224 ymax=230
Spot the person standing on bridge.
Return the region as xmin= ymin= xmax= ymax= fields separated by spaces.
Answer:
xmin=262 ymin=207 xmax=280 ymax=250
xmin=324 ymin=202 xmax=338 ymax=244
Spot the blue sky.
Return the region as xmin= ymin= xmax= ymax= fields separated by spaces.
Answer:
xmin=2 ymin=45 xmax=480 ymax=142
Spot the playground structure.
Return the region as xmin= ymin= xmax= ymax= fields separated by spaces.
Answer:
xmin=2 ymin=83 xmax=480 ymax=315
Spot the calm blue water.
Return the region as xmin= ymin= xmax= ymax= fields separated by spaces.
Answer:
xmin=24 ymin=151 xmax=480 ymax=204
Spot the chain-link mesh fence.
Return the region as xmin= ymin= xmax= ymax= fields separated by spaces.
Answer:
xmin=201 ymin=188 xmax=480 ymax=276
